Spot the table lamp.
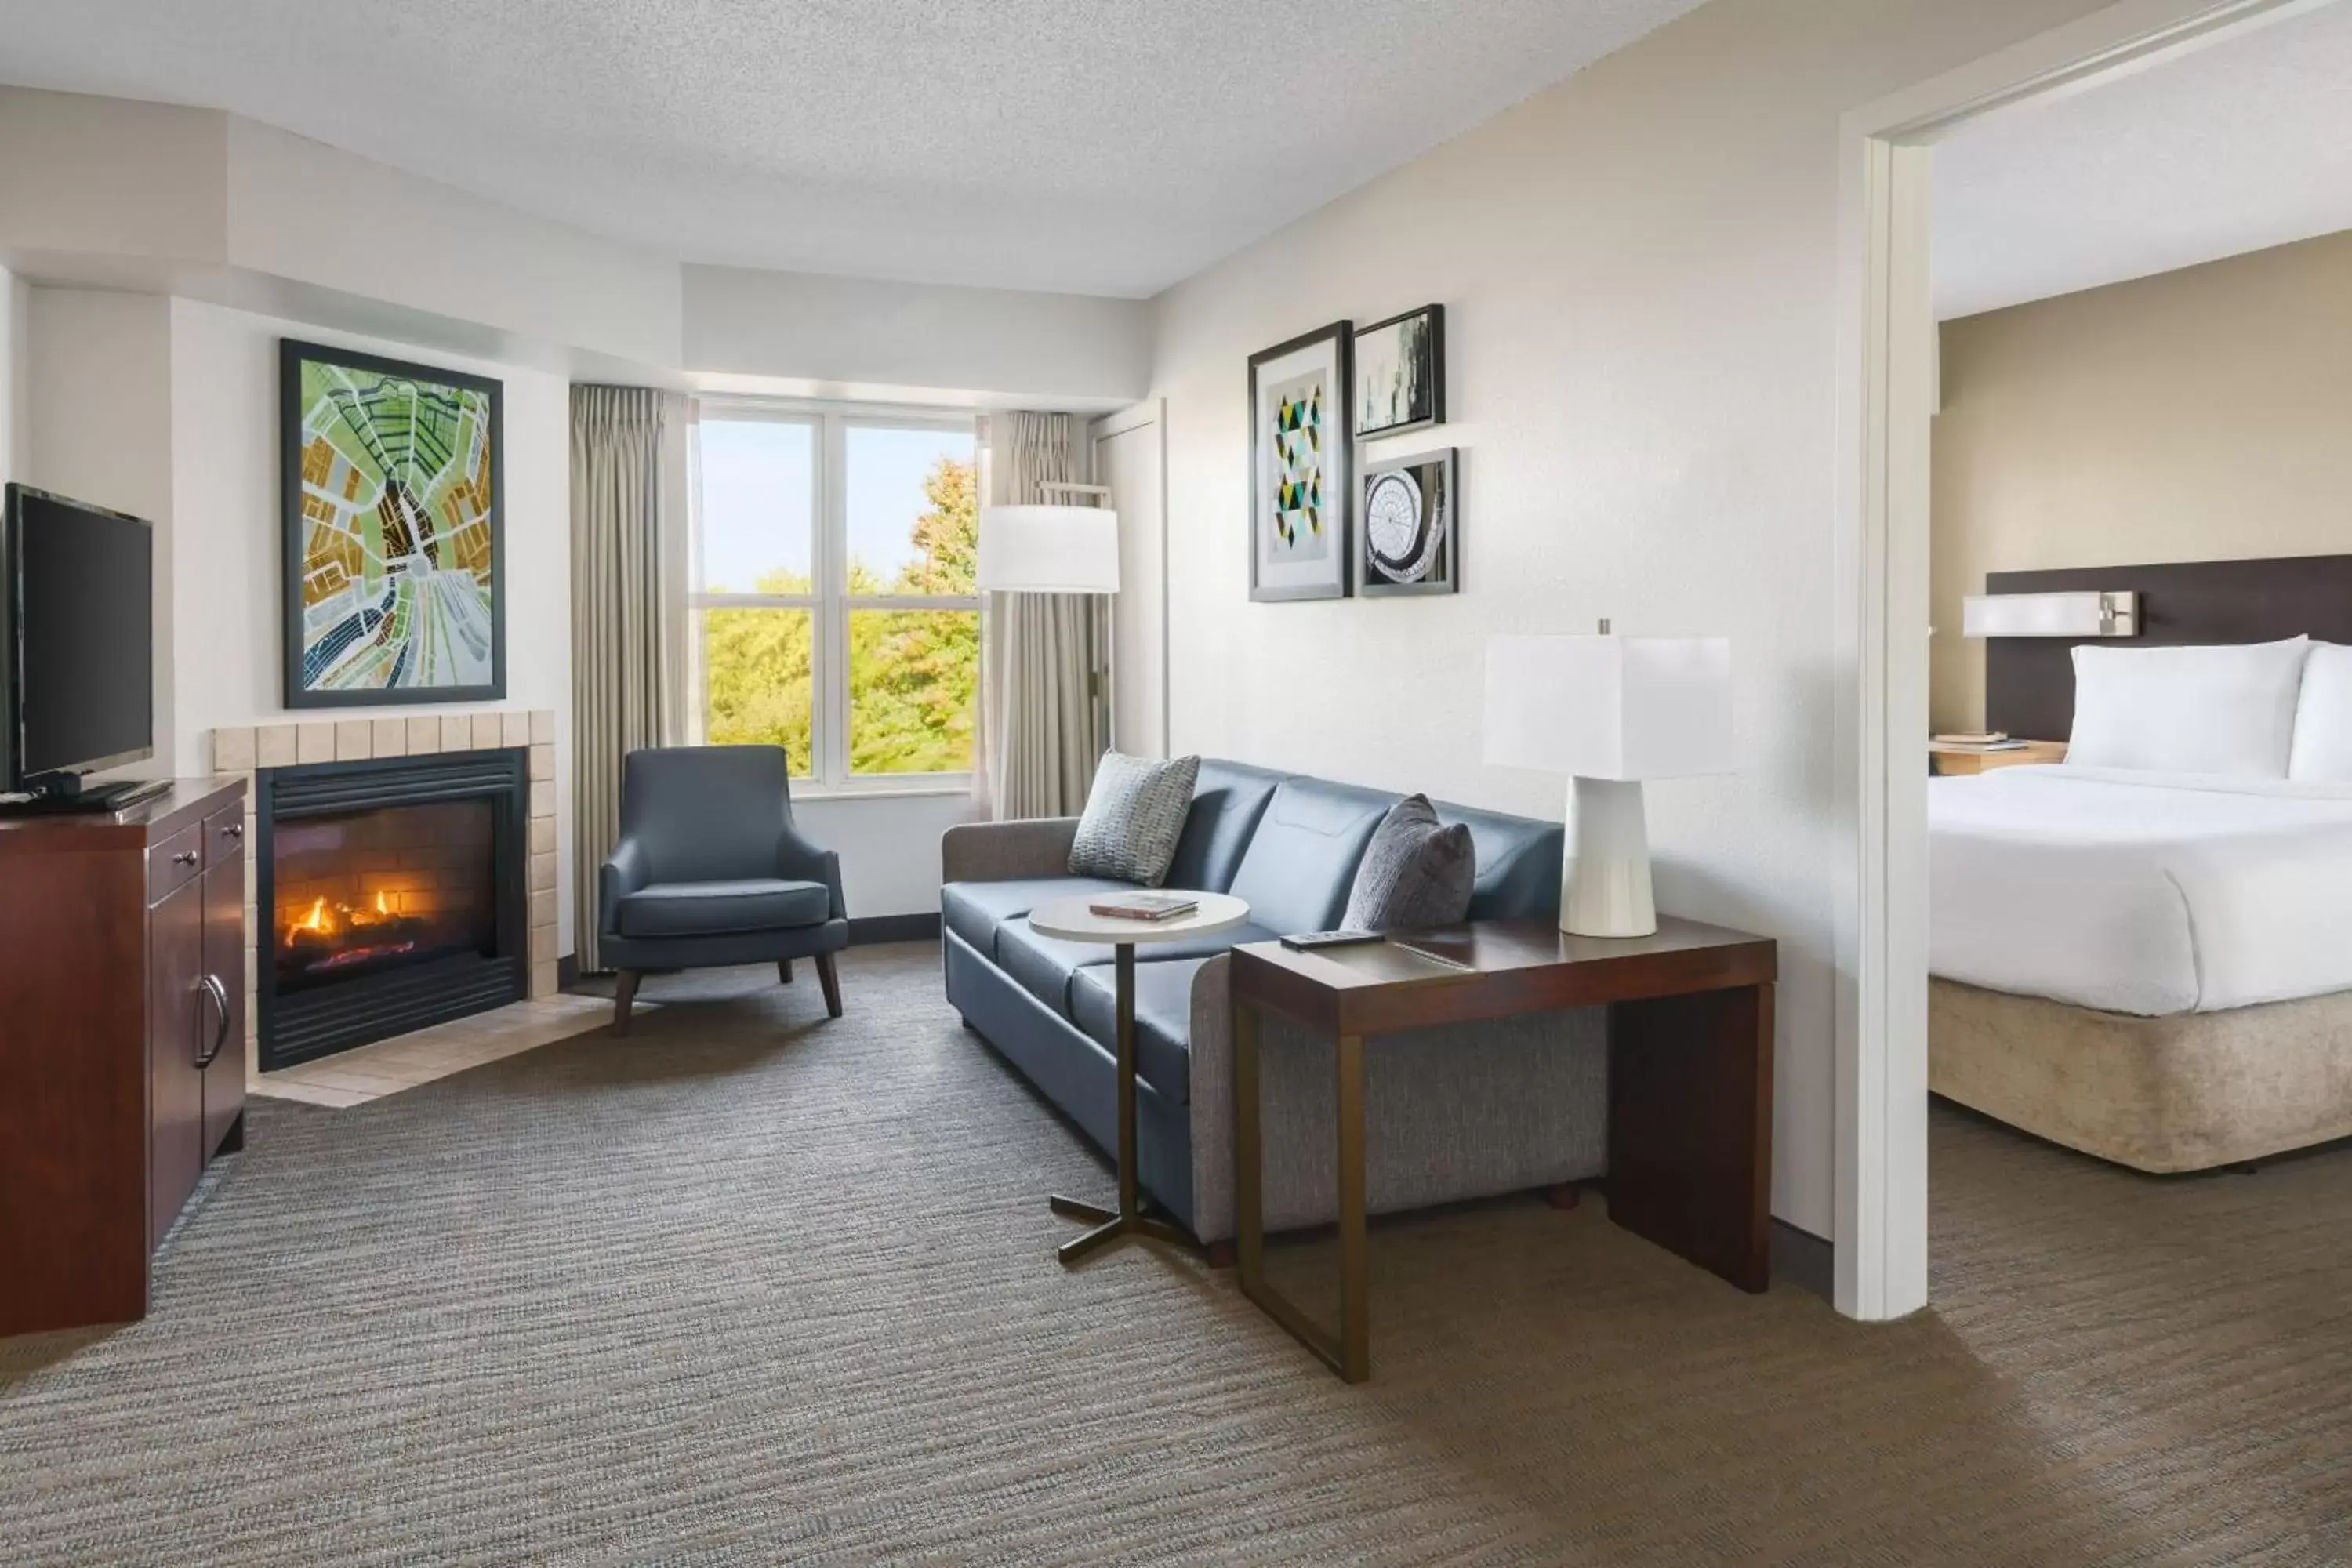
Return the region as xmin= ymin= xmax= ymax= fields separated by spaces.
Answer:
xmin=1483 ymin=626 xmax=1733 ymax=938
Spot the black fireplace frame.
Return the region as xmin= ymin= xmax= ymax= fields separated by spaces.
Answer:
xmin=256 ymin=747 xmax=529 ymax=1072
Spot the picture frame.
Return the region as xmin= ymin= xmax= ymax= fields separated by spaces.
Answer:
xmin=1248 ymin=321 xmax=1353 ymax=602
xmin=1352 ymin=304 xmax=1444 ymax=441
xmin=1359 ymin=448 xmax=1459 ymax=597
xmin=281 ymin=339 xmax=506 ymax=707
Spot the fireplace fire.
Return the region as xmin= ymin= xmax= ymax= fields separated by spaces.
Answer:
xmin=283 ymin=890 xmax=424 ymax=977
xmin=257 ymin=750 xmax=528 ymax=1070
xmin=270 ymin=799 xmax=497 ymax=996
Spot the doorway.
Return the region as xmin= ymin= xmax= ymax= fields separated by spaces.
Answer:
xmin=1835 ymin=0 xmax=2341 ymax=1319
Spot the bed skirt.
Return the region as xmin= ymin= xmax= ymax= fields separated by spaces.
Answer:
xmin=1929 ymin=979 xmax=2352 ymax=1172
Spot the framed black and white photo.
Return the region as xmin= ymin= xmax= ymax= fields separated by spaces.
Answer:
xmin=1248 ymin=320 xmax=1352 ymax=602
xmin=1352 ymin=304 xmax=1444 ymax=441
xmin=1358 ymin=448 xmax=1457 ymax=597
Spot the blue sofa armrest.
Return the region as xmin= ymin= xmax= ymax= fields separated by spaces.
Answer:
xmin=600 ymin=838 xmax=649 ymax=936
xmin=778 ymin=823 xmax=847 ymax=920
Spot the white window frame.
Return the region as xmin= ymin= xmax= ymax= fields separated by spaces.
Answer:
xmin=688 ymin=399 xmax=980 ymax=797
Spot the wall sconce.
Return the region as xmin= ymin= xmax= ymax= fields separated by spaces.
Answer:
xmin=1962 ymin=590 xmax=2137 ymax=638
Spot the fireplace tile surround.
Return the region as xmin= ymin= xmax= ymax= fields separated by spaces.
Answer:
xmin=209 ymin=710 xmax=558 ymax=1083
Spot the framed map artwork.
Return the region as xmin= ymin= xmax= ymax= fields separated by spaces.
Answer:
xmin=280 ymin=339 xmax=505 ymax=706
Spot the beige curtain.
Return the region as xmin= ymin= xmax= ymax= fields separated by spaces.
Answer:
xmin=570 ymin=384 xmax=684 ymax=973
xmin=975 ymin=411 xmax=1107 ymax=818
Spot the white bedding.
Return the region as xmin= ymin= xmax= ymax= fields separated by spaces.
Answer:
xmin=1929 ymin=765 xmax=2352 ymax=1016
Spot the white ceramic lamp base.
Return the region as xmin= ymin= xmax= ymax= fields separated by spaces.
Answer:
xmin=1562 ymin=775 xmax=1657 ymax=938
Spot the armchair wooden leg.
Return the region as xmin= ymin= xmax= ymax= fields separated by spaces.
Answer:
xmin=778 ymin=959 xmax=794 ymax=984
xmin=815 ymin=951 xmax=844 ymax=1018
xmin=612 ymin=969 xmax=641 ymax=1036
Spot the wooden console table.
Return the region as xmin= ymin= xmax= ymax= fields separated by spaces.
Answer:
xmin=1230 ymin=916 xmax=1775 ymax=1382
xmin=0 ymin=779 xmax=249 ymax=1337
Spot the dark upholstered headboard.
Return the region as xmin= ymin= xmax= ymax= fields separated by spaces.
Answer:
xmin=1984 ymin=555 xmax=2352 ymax=742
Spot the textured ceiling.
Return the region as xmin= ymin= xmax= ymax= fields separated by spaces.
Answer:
xmin=0 ymin=0 xmax=1706 ymax=298
xmin=1934 ymin=2 xmax=2352 ymax=319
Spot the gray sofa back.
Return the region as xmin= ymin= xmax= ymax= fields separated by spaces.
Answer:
xmin=1164 ymin=760 xmax=1283 ymax=893
xmin=1431 ymin=800 xmax=1565 ymax=922
xmin=1174 ymin=764 xmax=1565 ymax=931
xmin=1225 ymin=776 xmax=1399 ymax=935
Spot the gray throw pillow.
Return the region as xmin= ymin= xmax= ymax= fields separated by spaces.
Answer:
xmin=1342 ymin=794 xmax=1475 ymax=931
xmin=1069 ymin=752 xmax=1201 ymax=887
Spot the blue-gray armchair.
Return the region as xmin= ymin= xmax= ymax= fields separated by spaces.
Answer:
xmin=598 ymin=745 xmax=848 ymax=1033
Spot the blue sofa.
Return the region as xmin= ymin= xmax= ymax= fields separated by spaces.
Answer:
xmin=941 ymin=760 xmax=1612 ymax=1243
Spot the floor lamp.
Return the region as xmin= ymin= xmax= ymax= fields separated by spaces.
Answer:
xmin=976 ymin=491 xmax=1122 ymax=778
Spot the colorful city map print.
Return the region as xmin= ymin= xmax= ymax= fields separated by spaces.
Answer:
xmin=289 ymin=346 xmax=499 ymax=699
xmin=1269 ymin=371 xmax=1327 ymax=559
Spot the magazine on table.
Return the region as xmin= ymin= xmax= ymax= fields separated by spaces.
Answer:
xmin=1088 ymin=892 xmax=1200 ymax=922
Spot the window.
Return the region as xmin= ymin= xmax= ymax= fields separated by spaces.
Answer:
xmin=688 ymin=408 xmax=979 ymax=789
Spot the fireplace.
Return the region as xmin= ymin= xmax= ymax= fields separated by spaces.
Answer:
xmin=256 ymin=749 xmax=529 ymax=1071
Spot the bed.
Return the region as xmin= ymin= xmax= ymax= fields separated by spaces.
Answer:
xmin=1931 ymin=557 xmax=2352 ymax=1171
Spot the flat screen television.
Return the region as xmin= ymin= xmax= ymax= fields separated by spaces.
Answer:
xmin=2 ymin=483 xmax=163 ymax=811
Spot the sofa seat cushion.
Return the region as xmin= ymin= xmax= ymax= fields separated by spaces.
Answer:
xmin=1069 ymin=957 xmax=1209 ymax=1105
xmin=615 ymin=877 xmax=829 ymax=938
xmin=941 ymin=876 xmax=1134 ymax=958
xmin=995 ymin=916 xmax=1281 ymax=1018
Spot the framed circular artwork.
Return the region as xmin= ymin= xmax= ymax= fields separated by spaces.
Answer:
xmin=1357 ymin=448 xmax=1457 ymax=597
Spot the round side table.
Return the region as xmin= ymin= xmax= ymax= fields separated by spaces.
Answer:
xmin=1027 ymin=890 xmax=1250 ymax=1266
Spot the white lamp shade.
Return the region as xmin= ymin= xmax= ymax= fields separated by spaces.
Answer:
xmin=1483 ymin=634 xmax=1733 ymax=781
xmin=1962 ymin=590 xmax=2133 ymax=637
xmin=976 ymin=504 xmax=1120 ymax=593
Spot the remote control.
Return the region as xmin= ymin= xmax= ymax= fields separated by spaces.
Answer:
xmin=1279 ymin=930 xmax=1384 ymax=951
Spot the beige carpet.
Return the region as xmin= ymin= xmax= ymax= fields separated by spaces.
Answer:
xmin=3 ymin=943 xmax=2348 ymax=1565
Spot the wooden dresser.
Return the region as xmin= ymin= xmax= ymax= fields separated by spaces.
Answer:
xmin=0 ymin=778 xmax=248 ymax=1337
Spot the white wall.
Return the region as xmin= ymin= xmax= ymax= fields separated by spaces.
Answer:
xmin=24 ymin=289 xmax=178 ymax=773
xmin=796 ymin=793 xmax=978 ymax=920
xmin=1930 ymin=226 xmax=2352 ymax=731
xmin=226 ymin=118 xmax=681 ymax=371
xmin=0 ymin=90 xmax=228 ymax=263
xmin=163 ymin=298 xmax=578 ymax=951
xmin=0 ymin=267 xmax=27 ymax=485
xmin=681 ymin=264 xmax=1150 ymax=406
xmin=1148 ymin=0 xmax=2111 ymax=1239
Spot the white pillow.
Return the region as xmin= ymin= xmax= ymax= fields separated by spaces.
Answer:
xmin=2067 ymin=637 xmax=2310 ymax=777
xmin=2289 ymin=641 xmax=2352 ymax=782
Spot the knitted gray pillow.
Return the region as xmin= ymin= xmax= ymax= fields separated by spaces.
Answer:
xmin=1342 ymin=794 xmax=1475 ymax=931
xmin=1069 ymin=752 xmax=1201 ymax=887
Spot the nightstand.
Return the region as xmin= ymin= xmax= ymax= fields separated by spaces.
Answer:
xmin=1929 ymin=739 xmax=2067 ymax=775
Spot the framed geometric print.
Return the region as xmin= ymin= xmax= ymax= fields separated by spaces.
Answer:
xmin=1359 ymin=448 xmax=1458 ymax=597
xmin=1248 ymin=321 xmax=1352 ymax=601
xmin=281 ymin=339 xmax=506 ymax=706
xmin=1353 ymin=304 xmax=1444 ymax=441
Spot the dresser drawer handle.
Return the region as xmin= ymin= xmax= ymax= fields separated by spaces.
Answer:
xmin=172 ymin=849 xmax=199 ymax=866
xmin=194 ymin=975 xmax=230 ymax=1069
xmin=220 ymin=822 xmax=244 ymax=840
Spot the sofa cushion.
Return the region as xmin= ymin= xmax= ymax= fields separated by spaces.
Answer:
xmin=1069 ymin=752 xmax=1200 ymax=885
xmin=1226 ymin=778 xmax=1400 ymax=936
xmin=614 ymin=877 xmax=830 ymax=938
xmin=1069 ymin=957 xmax=1209 ymax=1105
xmin=996 ymin=915 xmax=1280 ymax=1018
xmin=941 ymin=876 xmax=1134 ymax=958
xmin=1432 ymin=800 xmax=1566 ymax=921
xmin=1343 ymin=795 xmax=1475 ymax=931
xmin=1164 ymin=760 xmax=1286 ymax=893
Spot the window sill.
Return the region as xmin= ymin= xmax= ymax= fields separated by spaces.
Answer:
xmin=793 ymin=780 xmax=976 ymax=804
